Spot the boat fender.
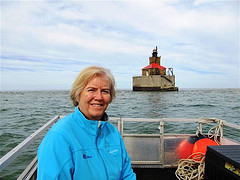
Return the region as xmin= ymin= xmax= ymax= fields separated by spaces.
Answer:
xmin=177 ymin=134 xmax=215 ymax=159
xmin=177 ymin=136 xmax=199 ymax=159
xmin=191 ymin=137 xmax=218 ymax=159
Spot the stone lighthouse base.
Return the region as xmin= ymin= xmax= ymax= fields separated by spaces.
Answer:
xmin=132 ymin=75 xmax=178 ymax=92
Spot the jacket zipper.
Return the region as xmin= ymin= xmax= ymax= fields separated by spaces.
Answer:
xmin=98 ymin=120 xmax=101 ymax=136
xmin=96 ymin=120 xmax=109 ymax=179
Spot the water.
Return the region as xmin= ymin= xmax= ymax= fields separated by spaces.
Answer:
xmin=0 ymin=89 xmax=240 ymax=179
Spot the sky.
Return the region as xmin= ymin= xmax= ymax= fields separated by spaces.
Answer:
xmin=1 ymin=0 xmax=239 ymax=91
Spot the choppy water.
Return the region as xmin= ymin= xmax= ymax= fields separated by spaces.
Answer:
xmin=0 ymin=89 xmax=240 ymax=179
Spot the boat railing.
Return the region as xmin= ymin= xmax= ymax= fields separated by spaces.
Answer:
xmin=0 ymin=117 xmax=239 ymax=179
xmin=0 ymin=115 xmax=61 ymax=173
xmin=112 ymin=117 xmax=239 ymax=169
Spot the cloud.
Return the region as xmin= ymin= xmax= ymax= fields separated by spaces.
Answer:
xmin=1 ymin=1 xmax=239 ymax=90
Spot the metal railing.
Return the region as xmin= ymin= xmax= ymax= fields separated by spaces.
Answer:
xmin=0 ymin=116 xmax=239 ymax=178
xmin=0 ymin=115 xmax=60 ymax=173
xmin=110 ymin=117 xmax=240 ymax=168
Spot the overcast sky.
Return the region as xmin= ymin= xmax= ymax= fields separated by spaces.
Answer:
xmin=1 ymin=0 xmax=239 ymax=91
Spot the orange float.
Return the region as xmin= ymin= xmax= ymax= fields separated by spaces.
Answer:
xmin=192 ymin=138 xmax=218 ymax=155
xmin=177 ymin=135 xmax=218 ymax=159
xmin=177 ymin=136 xmax=198 ymax=159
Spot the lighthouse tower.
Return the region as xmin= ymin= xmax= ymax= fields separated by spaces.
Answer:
xmin=132 ymin=47 xmax=178 ymax=91
xmin=142 ymin=46 xmax=166 ymax=76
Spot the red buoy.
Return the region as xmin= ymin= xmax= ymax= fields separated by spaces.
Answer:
xmin=177 ymin=136 xmax=198 ymax=159
xmin=192 ymin=138 xmax=218 ymax=155
xmin=177 ymin=135 xmax=218 ymax=160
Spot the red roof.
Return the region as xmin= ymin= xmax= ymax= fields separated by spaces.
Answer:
xmin=142 ymin=63 xmax=166 ymax=70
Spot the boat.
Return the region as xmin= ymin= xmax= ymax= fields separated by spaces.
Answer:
xmin=0 ymin=116 xmax=239 ymax=180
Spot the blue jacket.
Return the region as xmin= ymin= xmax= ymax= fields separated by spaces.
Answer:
xmin=37 ymin=107 xmax=136 ymax=180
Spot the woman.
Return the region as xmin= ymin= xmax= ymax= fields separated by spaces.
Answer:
xmin=37 ymin=66 xmax=136 ymax=180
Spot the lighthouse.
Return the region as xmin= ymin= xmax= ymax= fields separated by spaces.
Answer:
xmin=132 ymin=47 xmax=178 ymax=91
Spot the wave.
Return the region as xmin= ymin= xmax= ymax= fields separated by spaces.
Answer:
xmin=187 ymin=104 xmax=216 ymax=108
xmin=232 ymin=106 xmax=240 ymax=110
xmin=0 ymin=108 xmax=8 ymax=112
xmin=171 ymin=104 xmax=216 ymax=108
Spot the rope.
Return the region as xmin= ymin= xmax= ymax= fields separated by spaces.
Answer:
xmin=207 ymin=119 xmax=225 ymax=145
xmin=196 ymin=118 xmax=225 ymax=145
xmin=175 ymin=153 xmax=205 ymax=180
xmin=176 ymin=118 xmax=225 ymax=180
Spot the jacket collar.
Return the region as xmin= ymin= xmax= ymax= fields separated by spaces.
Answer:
xmin=100 ymin=112 xmax=108 ymax=121
xmin=74 ymin=107 xmax=108 ymax=135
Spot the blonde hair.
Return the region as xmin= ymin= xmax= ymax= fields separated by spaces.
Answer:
xmin=70 ymin=66 xmax=116 ymax=106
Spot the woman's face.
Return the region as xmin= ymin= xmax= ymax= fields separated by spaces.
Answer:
xmin=78 ymin=75 xmax=111 ymax=120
